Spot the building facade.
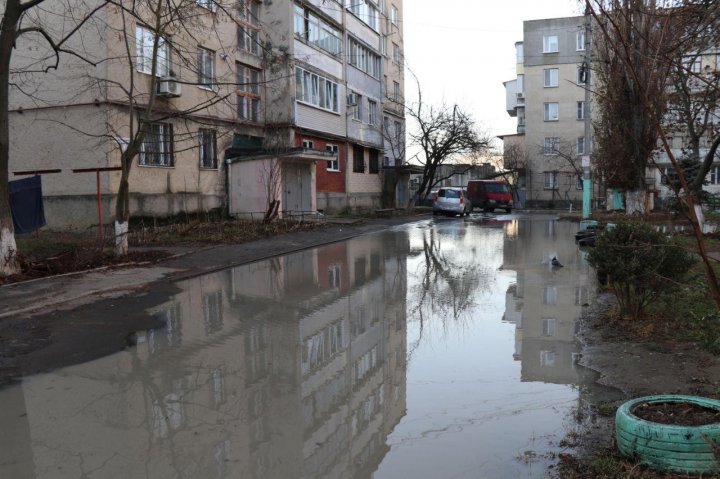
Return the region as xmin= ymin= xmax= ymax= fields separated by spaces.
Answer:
xmin=503 ymin=17 xmax=589 ymax=209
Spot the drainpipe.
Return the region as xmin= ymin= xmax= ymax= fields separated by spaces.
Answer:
xmin=582 ymin=1 xmax=593 ymax=219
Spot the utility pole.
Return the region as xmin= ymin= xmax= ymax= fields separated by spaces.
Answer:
xmin=581 ymin=0 xmax=593 ymax=219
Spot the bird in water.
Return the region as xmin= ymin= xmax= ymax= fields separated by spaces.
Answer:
xmin=551 ymin=256 xmax=564 ymax=267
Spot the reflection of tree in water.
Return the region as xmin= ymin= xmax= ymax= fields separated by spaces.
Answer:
xmin=408 ymin=228 xmax=495 ymax=354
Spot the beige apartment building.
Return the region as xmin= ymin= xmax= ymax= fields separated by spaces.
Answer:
xmin=504 ymin=16 xmax=590 ymax=209
xmin=10 ymin=0 xmax=263 ymax=227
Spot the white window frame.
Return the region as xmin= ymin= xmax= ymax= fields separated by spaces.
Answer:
xmin=709 ymin=165 xmax=720 ymax=185
xmin=367 ymin=99 xmax=378 ymax=126
xmin=197 ymin=47 xmax=215 ymax=89
xmin=302 ymin=139 xmax=314 ymax=149
xmin=544 ymin=137 xmax=559 ymax=156
xmin=237 ymin=63 xmax=261 ymax=122
xmin=196 ymin=0 xmax=216 ymax=12
xmin=542 ymin=318 xmax=557 ymax=336
xmin=544 ymin=102 xmax=559 ymax=121
xmin=392 ymin=81 xmax=400 ymax=102
xmin=577 ymin=65 xmax=587 ymax=85
xmin=577 ymin=137 xmax=585 ymax=155
xmin=294 ymin=4 xmax=342 ymax=57
xmin=348 ymin=0 xmax=379 ymax=32
xmin=544 ymin=171 xmax=558 ymax=189
xmin=577 ymin=101 xmax=585 ymax=120
xmin=352 ymin=92 xmax=362 ymax=121
xmin=543 ymin=35 xmax=558 ymax=53
xmin=543 ymin=286 xmax=557 ymax=305
xmin=543 ymin=68 xmax=559 ymax=88
xmin=135 ymin=25 xmax=170 ymax=77
xmin=391 ymin=5 xmax=398 ymax=25
xmin=683 ymin=55 xmax=701 ymax=74
xmin=348 ymin=37 xmax=381 ymax=79
xmin=326 ymin=144 xmax=339 ymax=171
xmin=295 ymin=67 xmax=340 ymax=113
xmin=238 ymin=0 xmax=260 ymax=55
xmin=576 ymin=30 xmax=585 ymax=51
xmin=392 ymin=43 xmax=401 ymax=64
xmin=199 ymin=129 xmax=217 ymax=169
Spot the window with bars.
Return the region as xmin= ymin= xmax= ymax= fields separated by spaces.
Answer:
xmin=353 ymin=144 xmax=365 ymax=173
xmin=140 ymin=122 xmax=174 ymax=166
xmin=237 ymin=63 xmax=261 ymax=121
xmin=197 ymin=48 xmax=215 ymax=88
xmin=199 ymin=129 xmax=217 ymax=169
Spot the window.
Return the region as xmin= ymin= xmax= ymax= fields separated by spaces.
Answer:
xmin=543 ymin=68 xmax=559 ymax=87
xmin=544 ymin=102 xmax=559 ymax=121
xmin=577 ymin=101 xmax=585 ymax=120
xmin=577 ymin=136 xmax=585 ymax=155
xmin=295 ymin=67 xmax=339 ymax=112
xmin=391 ymin=5 xmax=398 ymax=25
xmin=348 ymin=38 xmax=381 ymax=78
xmin=135 ymin=26 xmax=170 ymax=76
xmin=369 ymin=150 xmax=379 ymax=174
xmin=543 ymin=286 xmax=557 ymax=305
xmin=294 ymin=4 xmax=342 ymax=57
xmin=353 ymin=144 xmax=365 ymax=173
xmin=576 ymin=30 xmax=585 ymax=51
xmin=368 ymin=99 xmax=378 ymax=125
xmin=326 ymin=144 xmax=339 ymax=171
xmin=199 ymin=129 xmax=217 ymax=169
xmin=392 ymin=43 xmax=401 ymax=64
xmin=140 ymin=122 xmax=174 ymax=166
xmin=237 ymin=63 xmax=260 ymax=121
xmin=348 ymin=0 xmax=379 ymax=31
xmin=544 ymin=137 xmax=559 ymax=155
xmin=710 ymin=166 xmax=720 ymax=185
xmin=197 ymin=48 xmax=215 ymax=88
xmin=394 ymin=120 xmax=402 ymax=143
xmin=302 ymin=139 xmax=313 ymax=149
xmin=542 ymin=318 xmax=556 ymax=336
xmin=540 ymin=350 xmax=556 ymax=367
xmin=392 ymin=81 xmax=400 ymax=102
xmin=197 ymin=0 xmax=216 ymax=11
xmin=238 ymin=0 xmax=260 ymax=55
xmin=328 ymin=264 xmax=341 ymax=288
xmin=660 ymin=167 xmax=677 ymax=185
xmin=683 ymin=55 xmax=701 ymax=74
xmin=543 ymin=35 xmax=558 ymax=53
xmin=352 ymin=92 xmax=362 ymax=120
xmin=544 ymin=171 xmax=558 ymax=189
xmin=576 ymin=174 xmax=584 ymax=190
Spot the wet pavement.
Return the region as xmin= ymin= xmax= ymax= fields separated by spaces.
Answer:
xmin=0 ymin=214 xmax=613 ymax=478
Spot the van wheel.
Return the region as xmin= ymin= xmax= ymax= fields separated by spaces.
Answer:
xmin=505 ymin=207 xmax=512 ymax=213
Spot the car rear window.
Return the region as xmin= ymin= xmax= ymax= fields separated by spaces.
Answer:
xmin=444 ymin=189 xmax=461 ymax=199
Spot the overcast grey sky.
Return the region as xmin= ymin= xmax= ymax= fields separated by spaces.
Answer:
xmin=403 ymin=0 xmax=581 ymax=150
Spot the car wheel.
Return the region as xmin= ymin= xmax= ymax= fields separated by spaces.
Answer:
xmin=433 ymin=210 xmax=438 ymax=216
xmin=505 ymin=207 xmax=512 ymax=213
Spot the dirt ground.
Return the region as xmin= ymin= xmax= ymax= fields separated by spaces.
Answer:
xmin=558 ymin=293 xmax=720 ymax=478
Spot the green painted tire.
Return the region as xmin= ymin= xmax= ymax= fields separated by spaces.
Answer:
xmin=615 ymin=395 xmax=720 ymax=474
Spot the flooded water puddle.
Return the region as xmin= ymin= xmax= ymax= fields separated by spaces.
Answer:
xmin=0 ymin=215 xmax=609 ymax=478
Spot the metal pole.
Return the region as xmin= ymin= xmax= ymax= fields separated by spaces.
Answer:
xmin=582 ymin=1 xmax=593 ymax=219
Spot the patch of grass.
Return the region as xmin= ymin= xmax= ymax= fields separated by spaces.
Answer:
xmin=596 ymin=402 xmax=616 ymax=418
xmin=588 ymin=456 xmax=625 ymax=478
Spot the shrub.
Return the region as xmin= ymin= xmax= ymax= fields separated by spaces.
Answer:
xmin=587 ymin=220 xmax=695 ymax=319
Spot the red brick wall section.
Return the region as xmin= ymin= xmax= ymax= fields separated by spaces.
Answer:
xmin=296 ymin=136 xmax=346 ymax=193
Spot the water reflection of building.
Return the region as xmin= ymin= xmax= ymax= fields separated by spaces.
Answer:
xmin=503 ymin=218 xmax=593 ymax=385
xmin=0 ymin=232 xmax=409 ymax=479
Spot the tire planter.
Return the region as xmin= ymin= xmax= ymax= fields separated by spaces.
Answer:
xmin=616 ymin=395 xmax=720 ymax=474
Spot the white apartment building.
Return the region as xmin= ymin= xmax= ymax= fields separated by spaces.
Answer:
xmin=504 ymin=17 xmax=590 ymax=209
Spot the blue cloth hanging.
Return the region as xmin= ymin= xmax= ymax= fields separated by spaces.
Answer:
xmin=9 ymin=176 xmax=46 ymax=234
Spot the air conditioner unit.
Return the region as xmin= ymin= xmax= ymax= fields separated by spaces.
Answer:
xmin=347 ymin=93 xmax=358 ymax=106
xmin=157 ymin=77 xmax=181 ymax=97
xmin=516 ymin=92 xmax=524 ymax=99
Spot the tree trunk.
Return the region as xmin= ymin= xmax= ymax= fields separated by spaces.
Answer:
xmin=0 ymin=0 xmax=22 ymax=276
xmin=114 ymin=160 xmax=131 ymax=256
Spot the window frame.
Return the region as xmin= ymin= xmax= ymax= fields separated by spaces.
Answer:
xmin=544 ymin=102 xmax=559 ymax=121
xmin=135 ymin=25 xmax=170 ymax=77
xmin=576 ymin=30 xmax=585 ymax=51
xmin=294 ymin=4 xmax=342 ymax=57
xmin=543 ymin=68 xmax=559 ymax=88
xmin=295 ymin=66 xmax=340 ymax=113
xmin=368 ymin=149 xmax=379 ymax=174
xmin=326 ymin=144 xmax=339 ymax=171
xmin=391 ymin=5 xmax=398 ymax=25
xmin=196 ymin=0 xmax=216 ymax=12
xmin=544 ymin=171 xmax=558 ymax=189
xmin=367 ymin=99 xmax=378 ymax=126
xmin=709 ymin=165 xmax=720 ymax=185
xmin=237 ymin=63 xmax=261 ymax=122
xmin=543 ymin=137 xmax=559 ymax=156
xmin=238 ymin=0 xmax=260 ymax=55
xmin=543 ymin=35 xmax=558 ymax=53
xmin=348 ymin=37 xmax=381 ymax=79
xmin=576 ymin=101 xmax=585 ymax=120
xmin=199 ymin=128 xmax=217 ymax=169
xmin=197 ymin=47 xmax=215 ymax=89
xmin=577 ymin=136 xmax=585 ymax=155
xmin=140 ymin=122 xmax=174 ymax=167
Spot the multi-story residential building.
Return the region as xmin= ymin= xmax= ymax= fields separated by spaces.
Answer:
xmin=503 ymin=17 xmax=589 ymax=209
xmin=10 ymin=0 xmax=260 ymax=227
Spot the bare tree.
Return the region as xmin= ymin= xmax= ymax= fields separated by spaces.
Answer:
xmin=499 ymin=143 xmax=530 ymax=206
xmin=406 ymin=76 xmax=491 ymax=204
xmin=1 ymin=0 xmax=109 ymax=275
xmin=587 ymin=0 xmax=720 ymax=307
